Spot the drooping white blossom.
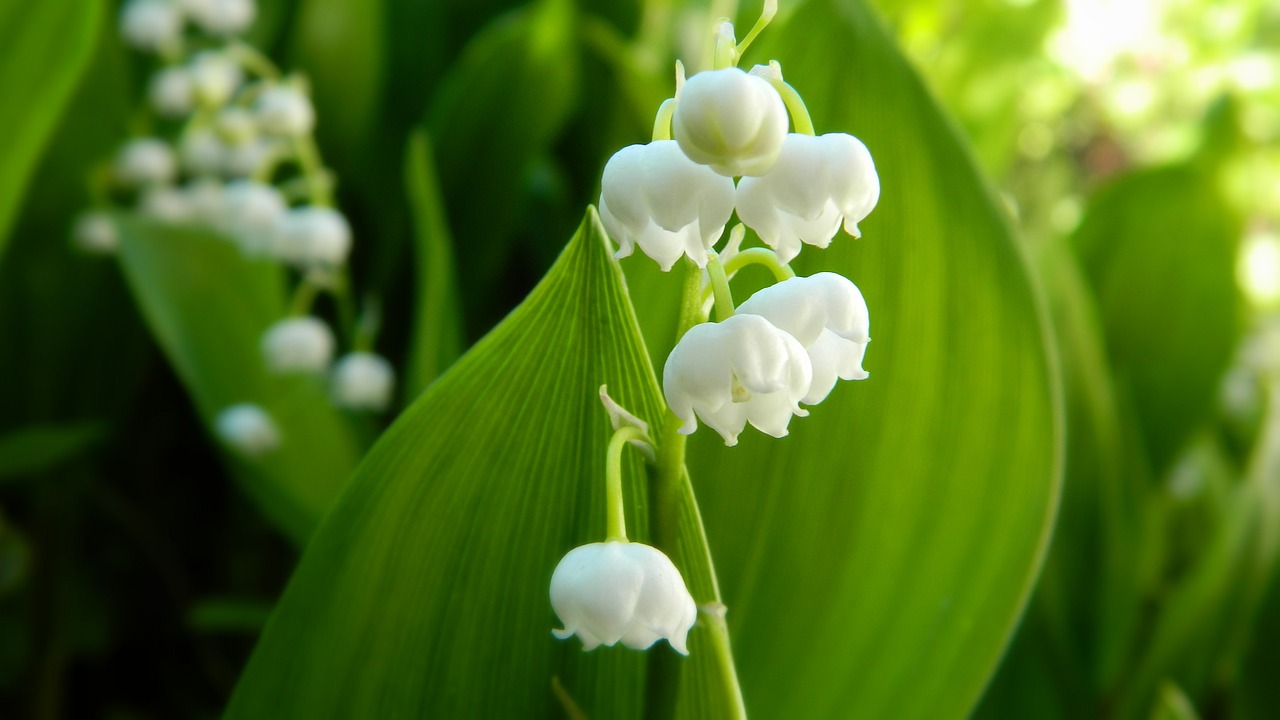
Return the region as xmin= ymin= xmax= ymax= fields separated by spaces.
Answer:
xmin=260 ymin=316 xmax=335 ymax=373
xmin=149 ymin=66 xmax=195 ymax=117
xmin=185 ymin=0 xmax=256 ymax=36
xmin=72 ymin=212 xmax=119 ymax=255
xmin=188 ymin=51 xmax=244 ymax=108
xmin=551 ymin=541 xmax=697 ymax=655
xmin=221 ymin=180 xmax=287 ymax=254
xmin=214 ymin=403 xmax=281 ymax=458
xmin=180 ymin=127 xmax=226 ymax=176
xmin=272 ymin=206 xmax=352 ymax=268
xmin=139 ymin=185 xmax=193 ymax=222
xmin=119 ymin=0 xmax=184 ymax=53
xmin=254 ymin=85 xmax=316 ymax=137
xmin=222 ymin=138 xmax=276 ymax=178
xmin=115 ymin=138 xmax=177 ymax=187
xmin=736 ymin=272 xmax=870 ymax=404
xmin=735 ymin=132 xmax=880 ymax=263
xmin=663 ymin=313 xmax=811 ymax=446
xmin=181 ymin=178 xmax=227 ymax=225
xmin=672 ymin=67 xmax=789 ymax=177
xmin=598 ymin=141 xmax=735 ymax=271
xmin=331 ymin=353 xmax=396 ymax=411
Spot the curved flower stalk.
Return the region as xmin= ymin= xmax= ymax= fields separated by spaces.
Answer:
xmin=599 ymin=141 xmax=735 ymax=271
xmin=664 ymin=313 xmax=812 ymax=446
xmin=736 ymin=272 xmax=871 ymax=404
xmin=736 ymin=132 xmax=880 ymax=263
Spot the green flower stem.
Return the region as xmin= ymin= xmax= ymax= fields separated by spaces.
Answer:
xmin=733 ymin=0 xmax=777 ymax=63
xmin=287 ymin=278 xmax=321 ymax=317
xmin=721 ymin=246 xmax=797 ymax=282
xmin=228 ymin=41 xmax=281 ymax=80
xmin=292 ymin=133 xmax=333 ymax=207
xmin=648 ymin=259 xmax=746 ymax=719
xmin=652 ymin=98 xmax=677 ymax=142
xmin=712 ymin=21 xmax=736 ymax=70
xmin=605 ymin=425 xmax=650 ymax=542
xmin=706 ymin=253 xmax=735 ymax=321
xmin=766 ymin=69 xmax=816 ymax=135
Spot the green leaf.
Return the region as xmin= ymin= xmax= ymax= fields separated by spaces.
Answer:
xmin=0 ymin=423 xmax=104 ymax=482
xmin=623 ymin=1 xmax=1062 ymax=716
xmin=115 ymin=219 xmax=362 ymax=543
xmin=1072 ymin=163 xmax=1242 ymax=474
xmin=1150 ymin=682 xmax=1201 ymax=720
xmin=0 ymin=0 xmax=102 ymax=259
xmin=227 ymin=209 xmax=741 ymax=718
xmin=402 ymin=130 xmax=464 ymax=398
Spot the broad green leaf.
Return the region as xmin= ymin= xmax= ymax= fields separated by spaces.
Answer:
xmin=0 ymin=423 xmax=104 ymax=482
xmin=426 ymin=0 xmax=579 ymax=322
xmin=623 ymin=1 xmax=1061 ymax=716
xmin=402 ymin=130 xmax=464 ymax=398
xmin=227 ymin=209 xmax=742 ymax=718
xmin=1072 ymin=163 xmax=1242 ymax=474
xmin=115 ymin=219 xmax=362 ymax=543
xmin=0 ymin=0 xmax=101 ymax=259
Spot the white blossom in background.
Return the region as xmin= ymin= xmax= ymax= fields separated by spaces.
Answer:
xmin=736 ymin=272 xmax=870 ymax=404
xmin=221 ymin=138 xmax=276 ymax=178
xmin=551 ymin=541 xmax=697 ymax=655
xmin=180 ymin=128 xmax=226 ymax=177
xmin=331 ymin=353 xmax=396 ymax=411
xmin=735 ymin=133 xmax=880 ymax=264
xmin=185 ymin=0 xmax=256 ymax=36
xmin=115 ymin=138 xmax=177 ymax=187
xmin=214 ymin=403 xmax=281 ymax=458
xmin=261 ymin=316 xmax=335 ymax=373
xmin=215 ymin=106 xmax=258 ymax=145
xmin=672 ymin=67 xmax=788 ymax=177
xmin=181 ymin=179 xmax=227 ymax=225
xmin=599 ymin=141 xmax=734 ymax=271
xmin=273 ymin=206 xmax=352 ymax=268
xmin=149 ymin=66 xmax=195 ymax=117
xmin=188 ymin=51 xmax=244 ymax=108
xmin=254 ymin=85 xmax=316 ymax=137
xmin=663 ymin=313 xmax=811 ymax=446
xmin=119 ymin=0 xmax=184 ymax=53
xmin=72 ymin=212 xmax=119 ymax=255
xmin=221 ymin=180 xmax=287 ymax=254
xmin=139 ymin=185 xmax=193 ymax=222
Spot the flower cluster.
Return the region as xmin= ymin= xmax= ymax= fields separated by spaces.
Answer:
xmin=77 ymin=0 xmax=395 ymax=461
xmin=600 ymin=5 xmax=877 ymax=446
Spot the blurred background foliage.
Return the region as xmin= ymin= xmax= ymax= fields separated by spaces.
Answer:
xmin=0 ymin=0 xmax=1278 ymax=717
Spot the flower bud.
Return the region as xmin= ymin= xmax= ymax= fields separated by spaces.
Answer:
xmin=272 ymin=206 xmax=352 ymax=269
xmin=598 ymin=141 xmax=735 ymax=271
xmin=185 ymin=0 xmax=256 ymax=36
xmin=331 ymin=353 xmax=396 ymax=411
xmin=551 ymin=541 xmax=697 ymax=655
xmin=188 ymin=51 xmax=244 ymax=108
xmin=736 ymin=272 xmax=870 ymax=404
xmin=255 ymin=85 xmax=316 ymax=137
xmin=215 ymin=403 xmax=281 ymax=458
xmin=221 ymin=180 xmax=287 ymax=254
xmin=180 ymin=127 xmax=226 ymax=177
xmin=663 ymin=313 xmax=812 ymax=446
xmin=261 ymin=316 xmax=335 ymax=374
xmin=149 ymin=66 xmax=195 ymax=118
xmin=735 ymin=133 xmax=880 ymax=263
xmin=115 ymin=138 xmax=177 ymax=187
xmin=672 ymin=67 xmax=788 ymax=177
xmin=119 ymin=0 xmax=183 ymax=53
xmin=72 ymin=212 xmax=118 ymax=255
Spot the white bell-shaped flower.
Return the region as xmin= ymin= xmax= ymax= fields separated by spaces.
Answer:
xmin=663 ymin=313 xmax=811 ymax=446
xmin=179 ymin=128 xmax=225 ymax=177
xmin=551 ymin=541 xmax=697 ymax=655
xmin=119 ymin=0 xmax=183 ymax=53
xmin=139 ymin=185 xmax=193 ymax=222
xmin=272 ymin=206 xmax=352 ymax=269
xmin=672 ymin=67 xmax=789 ymax=177
xmin=331 ymin=353 xmax=396 ymax=411
xmin=255 ymin=85 xmax=316 ymax=137
xmin=222 ymin=138 xmax=276 ymax=178
xmin=180 ymin=178 xmax=227 ymax=225
xmin=185 ymin=0 xmax=256 ymax=36
xmin=598 ymin=141 xmax=734 ymax=271
xmin=261 ymin=316 xmax=334 ymax=373
xmin=736 ymin=272 xmax=870 ymax=404
xmin=115 ymin=138 xmax=177 ymax=187
xmin=189 ymin=51 xmax=244 ymax=108
xmin=216 ymin=106 xmax=258 ymax=145
xmin=149 ymin=66 xmax=194 ymax=117
xmin=735 ymin=133 xmax=880 ymax=264
xmin=221 ymin=180 xmax=287 ymax=254
xmin=72 ymin=212 xmax=119 ymax=255
xmin=215 ymin=403 xmax=281 ymax=458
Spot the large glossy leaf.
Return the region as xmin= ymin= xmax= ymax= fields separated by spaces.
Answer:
xmin=622 ymin=1 xmax=1062 ymax=716
xmin=0 ymin=0 xmax=101 ymax=259
xmin=226 ymin=209 xmax=742 ymax=718
xmin=115 ymin=220 xmax=362 ymax=543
